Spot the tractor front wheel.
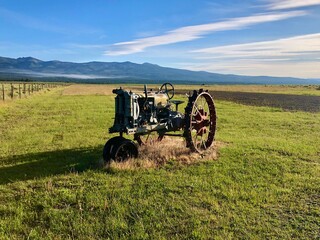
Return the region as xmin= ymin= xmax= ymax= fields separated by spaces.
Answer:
xmin=111 ymin=138 xmax=138 ymax=162
xmin=103 ymin=136 xmax=138 ymax=162
xmin=103 ymin=136 xmax=125 ymax=162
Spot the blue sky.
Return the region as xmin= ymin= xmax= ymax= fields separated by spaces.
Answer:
xmin=0 ymin=0 xmax=320 ymax=78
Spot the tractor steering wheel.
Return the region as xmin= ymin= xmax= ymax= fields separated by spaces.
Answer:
xmin=143 ymin=84 xmax=150 ymax=110
xmin=160 ymin=82 xmax=174 ymax=100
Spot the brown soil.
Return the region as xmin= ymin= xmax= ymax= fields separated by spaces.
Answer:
xmin=177 ymin=90 xmax=320 ymax=112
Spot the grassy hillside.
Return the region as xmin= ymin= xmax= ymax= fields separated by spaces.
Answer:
xmin=0 ymin=86 xmax=319 ymax=239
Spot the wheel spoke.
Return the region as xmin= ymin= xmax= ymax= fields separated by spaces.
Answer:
xmin=192 ymin=103 xmax=202 ymax=116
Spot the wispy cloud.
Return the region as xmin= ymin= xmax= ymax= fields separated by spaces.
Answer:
xmin=266 ymin=0 xmax=320 ymax=10
xmin=178 ymin=61 xmax=320 ymax=78
xmin=192 ymin=33 xmax=320 ymax=60
xmin=105 ymin=11 xmax=306 ymax=56
xmin=186 ymin=33 xmax=320 ymax=78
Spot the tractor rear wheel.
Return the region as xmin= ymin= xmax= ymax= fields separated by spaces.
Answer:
xmin=184 ymin=90 xmax=216 ymax=154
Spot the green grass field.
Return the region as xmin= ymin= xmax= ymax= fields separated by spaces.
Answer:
xmin=0 ymin=85 xmax=319 ymax=239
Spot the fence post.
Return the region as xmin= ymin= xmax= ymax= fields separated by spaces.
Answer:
xmin=19 ymin=84 xmax=21 ymax=99
xmin=10 ymin=84 xmax=14 ymax=99
xmin=1 ymin=84 xmax=4 ymax=101
xmin=23 ymin=83 xmax=26 ymax=95
xmin=28 ymin=84 xmax=30 ymax=95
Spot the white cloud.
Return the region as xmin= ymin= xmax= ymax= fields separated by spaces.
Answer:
xmin=179 ymin=61 xmax=320 ymax=78
xmin=267 ymin=0 xmax=320 ymax=10
xmin=105 ymin=11 xmax=306 ymax=56
xmin=192 ymin=33 xmax=320 ymax=59
xmin=188 ymin=33 xmax=320 ymax=78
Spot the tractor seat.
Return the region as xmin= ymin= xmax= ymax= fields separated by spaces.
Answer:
xmin=169 ymin=100 xmax=185 ymax=111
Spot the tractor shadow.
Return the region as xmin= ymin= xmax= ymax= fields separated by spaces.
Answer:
xmin=0 ymin=146 xmax=104 ymax=185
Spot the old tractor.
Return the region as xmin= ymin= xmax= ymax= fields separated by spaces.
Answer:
xmin=103 ymin=83 xmax=216 ymax=162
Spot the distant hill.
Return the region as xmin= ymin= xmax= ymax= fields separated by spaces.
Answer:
xmin=0 ymin=56 xmax=319 ymax=84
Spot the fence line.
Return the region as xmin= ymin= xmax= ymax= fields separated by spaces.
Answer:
xmin=0 ymin=82 xmax=65 ymax=101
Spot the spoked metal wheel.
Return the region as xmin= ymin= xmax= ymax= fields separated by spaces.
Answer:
xmin=184 ymin=90 xmax=216 ymax=153
xmin=134 ymin=132 xmax=164 ymax=146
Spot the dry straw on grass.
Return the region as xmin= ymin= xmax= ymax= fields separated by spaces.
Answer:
xmin=105 ymin=137 xmax=220 ymax=170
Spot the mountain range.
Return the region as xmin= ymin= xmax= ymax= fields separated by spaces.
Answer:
xmin=0 ymin=56 xmax=319 ymax=84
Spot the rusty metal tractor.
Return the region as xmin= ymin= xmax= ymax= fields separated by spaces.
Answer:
xmin=103 ymin=83 xmax=217 ymax=162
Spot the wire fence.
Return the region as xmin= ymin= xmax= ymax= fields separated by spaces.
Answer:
xmin=1 ymin=82 xmax=65 ymax=101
